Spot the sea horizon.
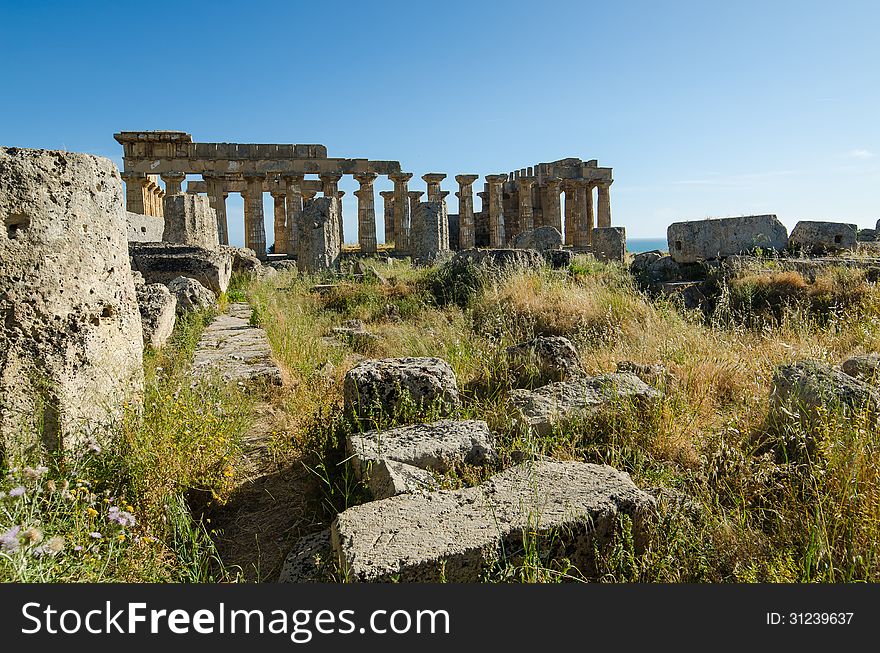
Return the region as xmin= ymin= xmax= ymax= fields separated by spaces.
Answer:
xmin=627 ymin=237 xmax=667 ymax=253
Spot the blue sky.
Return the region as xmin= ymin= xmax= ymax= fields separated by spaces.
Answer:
xmin=1 ymin=0 xmax=878 ymax=244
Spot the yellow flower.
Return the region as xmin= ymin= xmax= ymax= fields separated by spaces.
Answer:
xmin=86 ymin=507 xmax=98 ymax=517
xmin=117 ymin=533 xmax=126 ymax=542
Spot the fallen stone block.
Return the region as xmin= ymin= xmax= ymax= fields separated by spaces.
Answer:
xmin=278 ymin=529 xmax=335 ymax=583
xmin=788 ymin=220 xmax=857 ymax=255
xmin=543 ymin=248 xmax=573 ymax=269
xmin=0 ymin=147 xmax=144 ymax=456
xmin=667 ymin=214 xmax=788 ymax=263
xmin=511 ymin=226 xmax=563 ymax=252
xmin=841 ymin=354 xmax=880 ymax=382
xmin=592 ymin=227 xmax=627 ymax=263
xmin=357 ymin=459 xmax=439 ymax=500
xmin=343 ymin=357 xmax=460 ymax=420
xmin=167 ymin=276 xmax=215 ymax=314
xmin=135 ymin=281 xmax=177 ymax=348
xmin=332 ymin=460 xmax=657 ymax=582
xmin=508 ymin=372 xmax=661 ymax=436
xmin=192 ymin=303 xmax=282 ymax=385
xmin=163 ymin=193 xmax=219 ymax=250
xmin=507 ymin=336 xmax=582 ymax=384
xmin=129 ymin=242 xmax=232 ymax=294
xmin=616 ymin=361 xmax=672 ymax=389
xmin=858 ymin=228 xmax=877 ymax=242
xmin=224 ymin=246 xmax=262 ymax=275
xmin=126 ymin=211 xmax=164 ymax=242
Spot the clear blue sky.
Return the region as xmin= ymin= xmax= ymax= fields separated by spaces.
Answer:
xmin=2 ymin=0 xmax=878 ymax=244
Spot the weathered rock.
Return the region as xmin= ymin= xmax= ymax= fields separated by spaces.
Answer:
xmin=267 ymin=259 xmax=297 ymax=272
xmin=788 ymin=221 xmax=857 ymax=255
xmin=0 ymin=147 xmax=144 ymax=456
xmin=166 ymin=276 xmax=215 ymax=314
xmin=646 ymin=255 xmax=682 ymax=282
xmin=660 ymin=281 xmax=708 ymax=310
xmin=347 ymin=419 xmax=496 ymax=496
xmin=592 ymin=226 xmax=627 ymax=263
xmin=511 ymin=225 xmax=563 ymax=251
xmin=841 ymin=354 xmax=880 ymax=382
xmin=857 ymin=228 xmax=877 ymax=242
xmin=358 ymin=458 xmax=440 ymax=500
xmin=343 ymin=357 xmax=460 ymax=420
xmin=278 ymin=529 xmax=335 ymax=583
xmin=667 ymin=215 xmax=789 ymax=263
xmin=296 ymin=197 xmax=340 ymax=273
xmin=411 ymin=201 xmax=448 ymax=265
xmin=224 ymin=246 xmax=262 ymax=275
xmin=332 ymin=460 xmax=657 ymax=582
xmin=508 ymin=373 xmax=662 ymax=436
xmin=543 ymin=248 xmax=573 ymax=269
xmin=507 ymin=335 xmax=582 ymax=384
xmin=770 ymin=360 xmax=880 ymax=426
xmin=192 ymin=303 xmax=282 ymax=385
xmin=616 ymin=360 xmax=672 ymax=389
xmin=126 ymin=211 xmax=163 ymax=242
xmin=630 ymin=250 xmax=664 ymax=278
xmin=162 ymin=194 xmax=219 ymax=250
xmin=135 ymin=282 xmax=177 ymax=349
xmin=129 ymin=242 xmax=232 ymax=294
xmin=330 ymin=320 xmax=379 ymax=351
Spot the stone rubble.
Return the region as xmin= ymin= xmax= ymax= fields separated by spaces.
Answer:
xmin=166 ymin=276 xmax=216 ymax=314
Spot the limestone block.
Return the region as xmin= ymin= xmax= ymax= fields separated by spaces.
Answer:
xmin=135 ymin=282 xmax=177 ymax=349
xmin=332 ymin=460 xmax=657 ymax=582
xmin=0 ymin=147 xmax=144 ymax=456
xmin=126 ymin=211 xmax=164 ymax=242
xmin=129 ymin=242 xmax=232 ymax=294
xmin=508 ymin=373 xmax=661 ymax=436
xmin=450 ymin=248 xmax=545 ymax=275
xmin=506 ymin=336 xmax=582 ymax=384
xmin=511 ymin=225 xmax=563 ymax=251
xmin=788 ymin=221 xmax=857 ymax=255
xmin=343 ymin=357 xmax=460 ymax=420
xmin=841 ymin=354 xmax=880 ymax=382
xmin=357 ymin=459 xmax=439 ymax=500
xmin=166 ymin=276 xmax=215 ymax=314
xmin=410 ymin=201 xmax=448 ymax=265
xmin=543 ymin=249 xmax=573 ymax=269
xmin=667 ymin=215 xmax=788 ymax=263
xmin=162 ymin=194 xmax=219 ymax=250
xmin=278 ymin=529 xmax=335 ymax=583
xmin=592 ymin=226 xmax=627 ymax=263
xmin=223 ymin=246 xmax=262 ymax=275
xmin=857 ymin=228 xmax=877 ymax=242
xmin=296 ymin=197 xmax=340 ymax=273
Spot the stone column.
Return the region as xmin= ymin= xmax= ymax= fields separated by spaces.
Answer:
xmin=485 ymin=174 xmax=507 ymax=248
xmin=597 ymin=180 xmax=612 ymax=228
xmin=439 ymin=190 xmax=450 ymax=249
xmin=517 ymin=176 xmax=535 ymax=234
xmin=204 ymin=175 xmax=229 ymax=245
xmin=320 ymin=172 xmax=343 ymax=244
xmin=407 ymin=190 xmax=424 ymax=225
xmin=563 ymin=180 xmax=577 ymax=246
xmin=389 ymin=172 xmax=413 ymax=254
xmin=455 ymin=174 xmax=478 ymax=250
xmin=243 ymin=174 xmax=267 ymax=259
xmin=422 ymin=173 xmax=446 ymax=203
xmin=160 ymin=172 xmax=186 ymax=197
xmin=271 ymin=191 xmax=288 ymax=255
xmin=379 ymin=190 xmax=395 ymax=244
xmin=542 ymin=177 xmax=562 ymax=233
xmin=120 ymin=172 xmax=147 ymax=214
xmin=353 ymin=172 xmax=378 ymax=253
xmin=574 ymin=179 xmax=591 ymax=249
xmin=284 ymin=174 xmax=304 ymax=257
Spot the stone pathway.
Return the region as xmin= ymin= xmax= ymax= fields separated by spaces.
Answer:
xmin=192 ymin=303 xmax=282 ymax=385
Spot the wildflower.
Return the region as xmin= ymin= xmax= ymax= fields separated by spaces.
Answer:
xmin=46 ymin=480 xmax=57 ymax=493
xmin=1 ymin=526 xmax=21 ymax=552
xmin=61 ymin=480 xmax=69 ymax=491
xmin=107 ymin=506 xmax=136 ymax=528
xmin=8 ymin=486 xmax=25 ymax=498
xmin=117 ymin=533 xmax=126 ymax=542
xmin=21 ymin=527 xmax=43 ymax=545
xmin=33 ymin=536 xmax=64 ymax=558
xmin=73 ymin=545 xmax=83 ymax=552
xmin=86 ymin=508 xmax=98 ymax=517
xmin=23 ymin=466 xmax=49 ymax=481
xmin=89 ymin=532 xmax=103 ymax=539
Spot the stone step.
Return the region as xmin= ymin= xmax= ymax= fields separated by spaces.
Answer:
xmin=192 ymin=303 xmax=282 ymax=385
xmin=331 ymin=460 xmax=656 ymax=582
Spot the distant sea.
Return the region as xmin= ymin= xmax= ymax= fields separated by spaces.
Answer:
xmin=627 ymin=237 xmax=667 ymax=253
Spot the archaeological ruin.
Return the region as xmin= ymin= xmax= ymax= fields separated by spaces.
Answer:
xmin=114 ymin=131 xmax=618 ymax=262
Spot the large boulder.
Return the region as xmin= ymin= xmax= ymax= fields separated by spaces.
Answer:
xmin=592 ymin=227 xmax=627 ymax=263
xmin=511 ymin=226 xmax=563 ymax=252
xmin=135 ymin=281 xmax=177 ymax=349
xmin=667 ymin=214 xmax=789 ymax=263
xmin=0 ymin=147 xmax=144 ymax=457
xmin=296 ymin=197 xmax=341 ymax=273
xmin=770 ymin=360 xmax=880 ymax=427
xmin=343 ymin=357 xmax=460 ymax=420
xmin=129 ymin=242 xmax=231 ymax=294
xmin=787 ymin=221 xmax=857 ymax=255
xmin=508 ymin=372 xmax=662 ymax=436
xmin=162 ymin=194 xmax=219 ymax=250
xmin=506 ymin=335 xmax=582 ymax=384
xmin=332 ymin=460 xmax=657 ymax=582
xmin=166 ymin=276 xmax=215 ymax=314
xmin=347 ymin=419 xmax=496 ymax=499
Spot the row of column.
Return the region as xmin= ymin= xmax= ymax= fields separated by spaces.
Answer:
xmin=120 ymin=173 xmax=167 ymax=217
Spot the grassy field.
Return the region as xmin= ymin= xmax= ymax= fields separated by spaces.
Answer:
xmin=4 ymin=254 xmax=880 ymax=582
